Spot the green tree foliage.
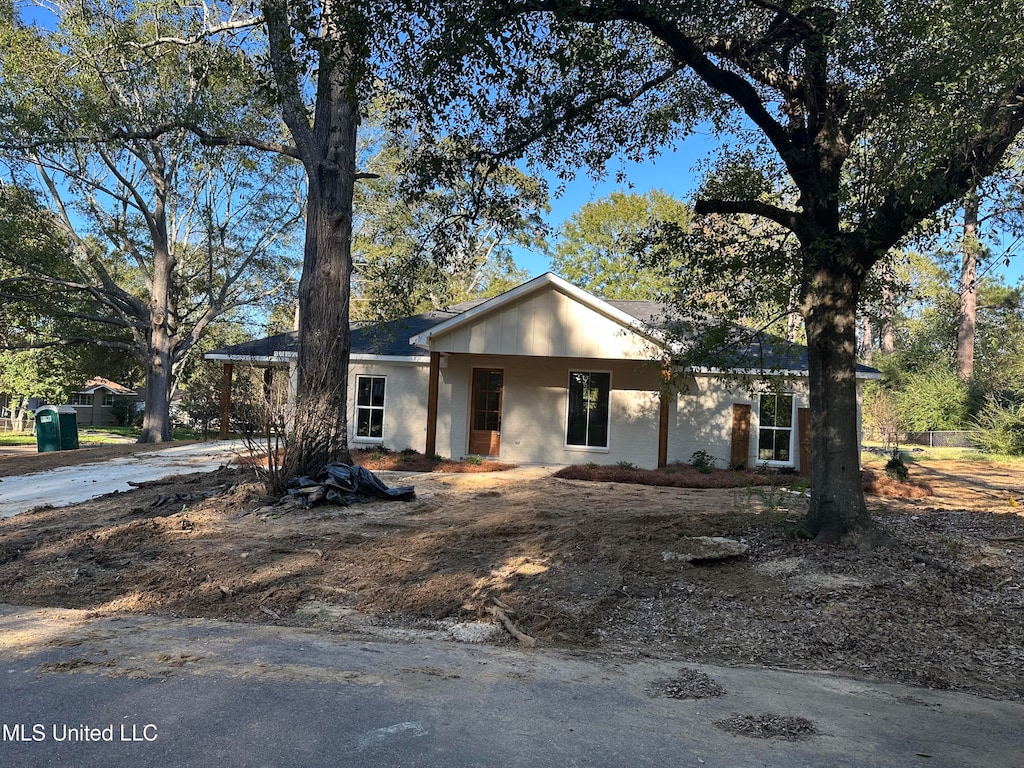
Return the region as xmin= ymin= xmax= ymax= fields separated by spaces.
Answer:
xmin=896 ymin=367 xmax=971 ymax=432
xmin=972 ymin=398 xmax=1024 ymax=455
xmin=0 ymin=2 xmax=302 ymax=442
xmin=352 ymin=136 xmax=547 ymax=319
xmin=552 ymin=189 xmax=689 ymax=300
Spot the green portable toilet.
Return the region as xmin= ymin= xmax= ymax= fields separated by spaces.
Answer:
xmin=57 ymin=405 xmax=79 ymax=450
xmin=35 ymin=405 xmax=61 ymax=453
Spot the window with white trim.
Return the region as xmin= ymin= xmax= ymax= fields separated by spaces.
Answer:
xmin=102 ymin=393 xmax=116 ymax=407
xmin=355 ymin=376 xmax=386 ymax=440
xmin=758 ymin=393 xmax=794 ymax=463
xmin=70 ymin=393 xmax=92 ymax=406
xmin=566 ymin=371 xmax=610 ymax=448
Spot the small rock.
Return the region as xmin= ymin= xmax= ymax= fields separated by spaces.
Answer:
xmin=449 ymin=622 xmax=505 ymax=644
xmin=662 ymin=536 xmax=749 ymax=563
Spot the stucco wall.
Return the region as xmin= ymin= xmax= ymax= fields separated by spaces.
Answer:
xmin=344 ymin=357 xmax=835 ymax=472
xmin=346 ymin=361 xmax=430 ymax=453
xmin=436 ymin=354 xmax=665 ymax=466
xmin=668 ymin=378 xmax=811 ymax=471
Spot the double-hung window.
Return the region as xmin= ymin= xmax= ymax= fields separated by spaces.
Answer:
xmin=70 ymin=393 xmax=91 ymax=407
xmin=355 ymin=376 xmax=386 ymax=440
xmin=566 ymin=371 xmax=610 ymax=449
xmin=758 ymin=393 xmax=794 ymax=463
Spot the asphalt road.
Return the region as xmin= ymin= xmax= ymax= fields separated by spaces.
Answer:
xmin=1 ymin=605 xmax=1022 ymax=768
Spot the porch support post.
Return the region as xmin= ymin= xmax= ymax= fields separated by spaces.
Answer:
xmin=658 ymin=388 xmax=670 ymax=468
xmin=658 ymin=365 xmax=671 ymax=468
xmin=218 ymin=363 xmax=234 ymax=439
xmin=425 ymin=351 xmax=440 ymax=457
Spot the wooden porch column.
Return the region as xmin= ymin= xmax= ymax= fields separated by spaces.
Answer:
xmin=657 ymin=365 xmax=672 ymax=468
xmin=658 ymin=389 xmax=670 ymax=468
xmin=218 ymin=363 xmax=234 ymax=439
xmin=425 ymin=351 xmax=440 ymax=457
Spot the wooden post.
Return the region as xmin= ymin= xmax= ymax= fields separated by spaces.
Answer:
xmin=658 ymin=391 xmax=670 ymax=468
xmin=218 ymin=363 xmax=234 ymax=439
xmin=425 ymin=351 xmax=440 ymax=457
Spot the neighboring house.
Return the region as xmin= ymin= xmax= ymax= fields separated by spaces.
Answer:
xmin=206 ymin=273 xmax=881 ymax=472
xmin=69 ymin=377 xmax=139 ymax=427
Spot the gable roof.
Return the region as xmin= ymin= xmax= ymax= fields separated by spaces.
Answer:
xmin=79 ymin=377 xmax=136 ymax=395
xmin=205 ymin=273 xmax=881 ymax=379
xmin=408 ymin=272 xmax=668 ymax=352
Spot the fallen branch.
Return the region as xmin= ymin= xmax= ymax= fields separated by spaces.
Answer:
xmin=486 ymin=603 xmax=537 ymax=648
xmin=380 ymin=548 xmax=417 ymax=564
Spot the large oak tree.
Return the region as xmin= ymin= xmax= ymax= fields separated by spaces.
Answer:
xmin=403 ymin=0 xmax=1024 ymax=543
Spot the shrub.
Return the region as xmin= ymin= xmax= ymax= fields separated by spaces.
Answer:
xmin=972 ymin=398 xmax=1024 ymax=455
xmin=689 ymin=450 xmax=718 ymax=474
xmin=884 ymin=448 xmax=909 ymax=482
xmin=897 ymin=367 xmax=971 ymax=431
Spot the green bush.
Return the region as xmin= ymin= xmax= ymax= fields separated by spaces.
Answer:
xmin=972 ymin=398 xmax=1024 ymax=455
xmin=689 ymin=450 xmax=718 ymax=474
xmin=897 ymin=367 xmax=971 ymax=431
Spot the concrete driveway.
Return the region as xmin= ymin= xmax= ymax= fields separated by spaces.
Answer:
xmin=0 ymin=440 xmax=250 ymax=518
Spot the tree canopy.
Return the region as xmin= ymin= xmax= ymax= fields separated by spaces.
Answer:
xmin=0 ymin=1 xmax=302 ymax=441
xmin=552 ymin=189 xmax=690 ymax=300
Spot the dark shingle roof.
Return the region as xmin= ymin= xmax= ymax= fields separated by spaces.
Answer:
xmin=207 ymin=309 xmax=462 ymax=361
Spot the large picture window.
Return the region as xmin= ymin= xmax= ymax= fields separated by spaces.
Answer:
xmin=758 ymin=393 xmax=794 ymax=463
xmin=355 ymin=376 xmax=386 ymax=440
xmin=566 ymin=371 xmax=610 ymax=448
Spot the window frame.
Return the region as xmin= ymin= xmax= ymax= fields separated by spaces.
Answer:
xmin=564 ymin=370 xmax=612 ymax=452
xmin=70 ymin=393 xmax=92 ymax=407
xmin=101 ymin=393 xmax=116 ymax=407
xmin=353 ymin=375 xmax=387 ymax=443
xmin=757 ymin=392 xmax=795 ymax=466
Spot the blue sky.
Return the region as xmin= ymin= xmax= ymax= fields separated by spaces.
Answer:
xmin=519 ymin=136 xmax=1024 ymax=287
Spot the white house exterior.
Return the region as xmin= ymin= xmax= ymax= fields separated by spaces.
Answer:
xmin=207 ymin=273 xmax=880 ymax=472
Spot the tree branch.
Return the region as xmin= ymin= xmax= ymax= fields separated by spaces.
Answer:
xmin=693 ymin=197 xmax=810 ymax=239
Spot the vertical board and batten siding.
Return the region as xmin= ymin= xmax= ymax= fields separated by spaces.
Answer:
xmin=428 ymin=288 xmax=659 ymax=361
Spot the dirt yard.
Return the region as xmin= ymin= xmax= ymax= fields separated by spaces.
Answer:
xmin=1 ymin=451 xmax=1022 ymax=699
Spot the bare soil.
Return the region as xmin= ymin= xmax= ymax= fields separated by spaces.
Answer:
xmin=1 ymin=454 xmax=1022 ymax=699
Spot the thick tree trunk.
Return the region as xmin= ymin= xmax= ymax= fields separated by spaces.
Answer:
xmin=138 ymin=220 xmax=176 ymax=443
xmin=957 ymin=189 xmax=980 ymax=381
xmin=283 ymin=109 xmax=358 ymax=480
xmin=880 ymin=284 xmax=896 ymax=355
xmin=801 ymin=268 xmax=876 ymax=545
xmin=138 ymin=330 xmax=174 ymax=443
xmin=860 ymin=314 xmax=874 ymax=363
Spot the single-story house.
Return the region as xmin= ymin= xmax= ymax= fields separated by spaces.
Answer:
xmin=206 ymin=272 xmax=881 ymax=472
xmin=68 ymin=377 xmax=139 ymax=427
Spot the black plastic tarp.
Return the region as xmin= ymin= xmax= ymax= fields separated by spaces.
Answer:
xmin=287 ymin=462 xmax=416 ymax=508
